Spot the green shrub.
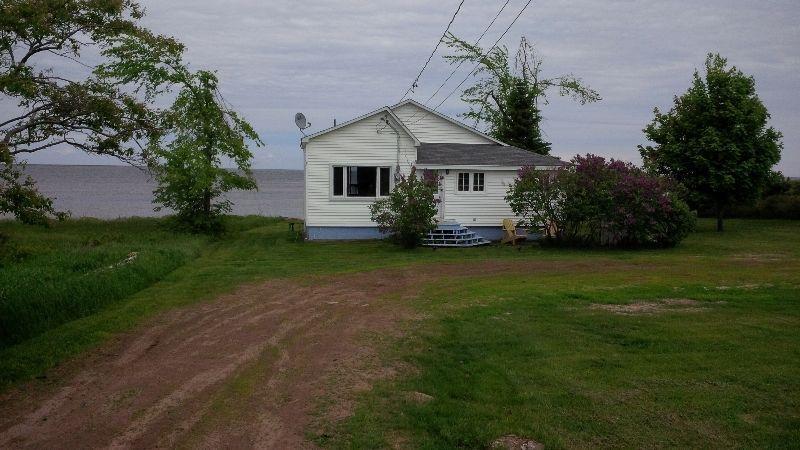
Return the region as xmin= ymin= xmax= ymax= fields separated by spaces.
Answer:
xmin=369 ymin=167 xmax=438 ymax=248
xmin=722 ymin=194 xmax=800 ymax=220
xmin=507 ymin=154 xmax=695 ymax=247
xmin=758 ymin=195 xmax=800 ymax=219
xmin=703 ymin=178 xmax=800 ymax=220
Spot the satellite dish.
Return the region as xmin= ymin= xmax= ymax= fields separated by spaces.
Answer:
xmin=294 ymin=112 xmax=310 ymax=132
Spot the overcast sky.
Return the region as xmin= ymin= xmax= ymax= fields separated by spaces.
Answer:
xmin=18 ymin=0 xmax=800 ymax=175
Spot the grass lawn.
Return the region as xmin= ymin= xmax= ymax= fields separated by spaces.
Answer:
xmin=323 ymin=220 xmax=800 ymax=448
xmin=1 ymin=217 xmax=798 ymax=447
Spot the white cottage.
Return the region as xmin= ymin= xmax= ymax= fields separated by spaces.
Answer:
xmin=300 ymin=99 xmax=564 ymax=241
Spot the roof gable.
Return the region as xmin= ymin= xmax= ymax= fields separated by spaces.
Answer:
xmin=300 ymin=106 xmax=419 ymax=148
xmin=390 ymin=100 xmax=507 ymax=146
xmin=299 ymin=99 xmax=507 ymax=148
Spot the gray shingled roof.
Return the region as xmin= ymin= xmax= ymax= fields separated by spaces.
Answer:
xmin=416 ymin=143 xmax=565 ymax=167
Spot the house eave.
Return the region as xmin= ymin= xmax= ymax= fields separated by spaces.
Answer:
xmin=415 ymin=164 xmax=563 ymax=171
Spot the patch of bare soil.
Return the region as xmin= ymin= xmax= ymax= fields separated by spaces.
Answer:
xmin=589 ymin=298 xmax=721 ymax=315
xmin=707 ymin=283 xmax=774 ymax=291
xmin=730 ymin=253 xmax=787 ymax=263
xmin=491 ymin=435 xmax=544 ymax=450
xmin=0 ymin=259 xmax=635 ymax=449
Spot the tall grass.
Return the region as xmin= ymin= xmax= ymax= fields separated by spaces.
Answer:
xmin=0 ymin=218 xmax=207 ymax=348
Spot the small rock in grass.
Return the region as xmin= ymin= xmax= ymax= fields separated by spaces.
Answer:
xmin=491 ymin=435 xmax=544 ymax=450
xmin=406 ymin=391 xmax=433 ymax=404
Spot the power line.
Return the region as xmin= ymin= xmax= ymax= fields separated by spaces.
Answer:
xmin=401 ymin=0 xmax=533 ymax=130
xmin=398 ymin=0 xmax=512 ymax=126
xmin=431 ymin=0 xmax=534 ymax=113
xmin=398 ymin=0 xmax=465 ymax=103
xmin=422 ymin=0 xmax=511 ymax=107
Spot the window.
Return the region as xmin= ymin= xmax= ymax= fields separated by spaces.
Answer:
xmin=457 ymin=172 xmax=486 ymax=193
xmin=472 ymin=173 xmax=485 ymax=191
xmin=332 ymin=166 xmax=343 ymax=196
xmin=347 ymin=166 xmax=376 ymax=197
xmin=380 ymin=167 xmax=391 ymax=196
xmin=332 ymin=165 xmax=391 ymax=198
xmin=457 ymin=173 xmax=470 ymax=191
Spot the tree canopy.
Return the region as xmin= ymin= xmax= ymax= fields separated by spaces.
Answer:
xmin=97 ymin=32 xmax=263 ymax=232
xmin=639 ymin=53 xmax=783 ymax=231
xmin=444 ymin=35 xmax=600 ymax=154
xmin=1 ymin=1 xmax=260 ymax=231
xmin=1 ymin=0 xmax=181 ymax=223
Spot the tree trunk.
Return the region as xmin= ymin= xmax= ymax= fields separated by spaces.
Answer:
xmin=203 ymin=188 xmax=211 ymax=218
xmin=716 ymin=205 xmax=724 ymax=232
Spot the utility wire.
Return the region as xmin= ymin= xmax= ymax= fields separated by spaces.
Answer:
xmin=431 ymin=0 xmax=534 ymax=113
xmin=422 ymin=0 xmax=510 ymax=106
xmin=398 ymin=0 xmax=465 ymax=103
xmin=402 ymin=0 xmax=533 ymax=130
xmin=399 ymin=0 xmax=512 ymax=126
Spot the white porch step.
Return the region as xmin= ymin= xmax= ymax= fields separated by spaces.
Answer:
xmin=423 ymin=222 xmax=490 ymax=247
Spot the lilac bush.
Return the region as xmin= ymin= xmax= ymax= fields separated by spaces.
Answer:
xmin=505 ymin=165 xmax=568 ymax=238
xmin=369 ymin=166 xmax=439 ymax=248
xmin=506 ymin=154 xmax=695 ymax=247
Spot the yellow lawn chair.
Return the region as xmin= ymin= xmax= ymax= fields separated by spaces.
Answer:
xmin=501 ymin=219 xmax=527 ymax=246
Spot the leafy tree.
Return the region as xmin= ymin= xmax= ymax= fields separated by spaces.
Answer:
xmin=369 ymin=167 xmax=439 ymax=248
xmin=444 ymin=35 xmax=600 ymax=154
xmin=639 ymin=53 xmax=782 ymax=231
xmin=150 ymin=70 xmax=261 ymax=233
xmin=0 ymin=161 xmax=66 ymax=225
xmin=1 ymin=0 xmax=178 ymax=223
xmin=97 ymin=34 xmax=262 ymax=233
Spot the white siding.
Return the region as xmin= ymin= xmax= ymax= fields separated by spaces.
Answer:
xmin=305 ymin=113 xmax=416 ymax=227
xmin=391 ymin=103 xmax=495 ymax=144
xmin=305 ymin=102 xmax=515 ymax=230
xmin=440 ymin=169 xmax=520 ymax=226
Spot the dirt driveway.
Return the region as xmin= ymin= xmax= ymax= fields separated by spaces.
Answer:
xmin=0 ymin=260 xmax=621 ymax=449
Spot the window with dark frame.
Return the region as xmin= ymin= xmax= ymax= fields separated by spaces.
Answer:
xmin=380 ymin=167 xmax=390 ymax=196
xmin=457 ymin=172 xmax=470 ymax=191
xmin=332 ymin=165 xmax=391 ymax=198
xmin=347 ymin=166 xmax=376 ymax=197
xmin=332 ymin=166 xmax=343 ymax=196
xmin=473 ymin=172 xmax=485 ymax=191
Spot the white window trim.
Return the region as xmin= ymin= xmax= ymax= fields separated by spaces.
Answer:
xmin=329 ymin=164 xmax=393 ymax=201
xmin=456 ymin=172 xmax=471 ymax=193
xmin=454 ymin=171 xmax=487 ymax=195
xmin=472 ymin=172 xmax=485 ymax=192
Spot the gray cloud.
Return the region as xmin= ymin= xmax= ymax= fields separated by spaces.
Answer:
xmin=13 ymin=0 xmax=800 ymax=174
